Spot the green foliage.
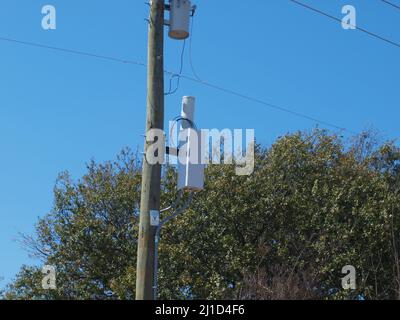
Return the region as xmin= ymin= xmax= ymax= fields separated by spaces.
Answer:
xmin=4 ymin=149 xmax=141 ymax=300
xmin=3 ymin=130 xmax=400 ymax=300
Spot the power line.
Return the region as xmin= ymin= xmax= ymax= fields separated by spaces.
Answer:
xmin=289 ymin=0 xmax=400 ymax=49
xmin=0 ymin=35 xmax=147 ymax=67
xmin=0 ymin=35 xmax=356 ymax=135
xmin=380 ymin=0 xmax=400 ymax=11
xmin=179 ymin=73 xmax=356 ymax=134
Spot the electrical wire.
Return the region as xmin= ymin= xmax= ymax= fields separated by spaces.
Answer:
xmin=0 ymin=36 xmax=147 ymax=68
xmin=380 ymin=0 xmax=400 ymax=11
xmin=0 ymin=34 xmax=356 ymax=134
xmin=289 ymin=0 xmax=400 ymax=49
xmin=178 ymin=73 xmax=356 ymax=134
xmin=168 ymin=115 xmax=198 ymax=148
xmin=189 ymin=14 xmax=202 ymax=81
xmin=165 ymin=39 xmax=186 ymax=96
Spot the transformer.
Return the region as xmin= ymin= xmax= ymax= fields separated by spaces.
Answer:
xmin=168 ymin=0 xmax=192 ymax=40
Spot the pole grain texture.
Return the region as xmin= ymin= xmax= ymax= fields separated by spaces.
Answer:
xmin=136 ymin=0 xmax=165 ymax=300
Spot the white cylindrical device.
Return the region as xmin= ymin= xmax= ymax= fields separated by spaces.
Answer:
xmin=177 ymin=96 xmax=204 ymax=191
xmin=181 ymin=96 xmax=195 ymax=129
xmin=169 ymin=0 xmax=191 ymax=40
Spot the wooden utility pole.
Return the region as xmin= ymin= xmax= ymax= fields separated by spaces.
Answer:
xmin=136 ymin=0 xmax=165 ymax=300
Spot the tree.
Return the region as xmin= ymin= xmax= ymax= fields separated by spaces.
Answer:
xmin=3 ymin=130 xmax=400 ymax=300
xmin=4 ymin=149 xmax=141 ymax=299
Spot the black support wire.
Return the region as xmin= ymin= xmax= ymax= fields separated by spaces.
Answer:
xmin=165 ymin=39 xmax=186 ymax=96
xmin=189 ymin=14 xmax=202 ymax=82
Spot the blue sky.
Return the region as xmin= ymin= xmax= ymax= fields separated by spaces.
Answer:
xmin=0 ymin=0 xmax=399 ymax=288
